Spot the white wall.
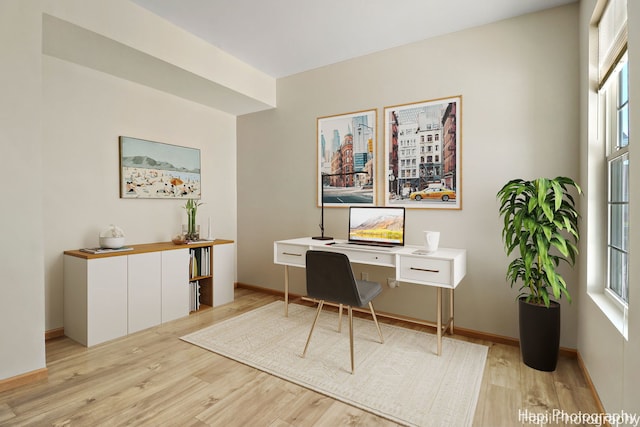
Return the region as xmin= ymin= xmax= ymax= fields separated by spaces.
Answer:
xmin=237 ymin=5 xmax=581 ymax=347
xmin=0 ymin=0 xmax=272 ymax=381
xmin=578 ymin=0 xmax=640 ymax=415
xmin=0 ymin=0 xmax=47 ymax=381
xmin=42 ymin=55 xmax=238 ymax=330
xmin=37 ymin=0 xmax=249 ymax=333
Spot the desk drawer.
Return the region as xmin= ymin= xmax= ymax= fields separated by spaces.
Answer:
xmin=274 ymin=243 xmax=307 ymax=266
xmin=329 ymin=248 xmax=395 ymax=267
xmin=398 ymin=257 xmax=452 ymax=286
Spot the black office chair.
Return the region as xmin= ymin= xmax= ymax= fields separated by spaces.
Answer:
xmin=301 ymin=250 xmax=384 ymax=374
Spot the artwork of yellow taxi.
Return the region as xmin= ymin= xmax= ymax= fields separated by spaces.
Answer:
xmin=409 ymin=187 xmax=456 ymax=202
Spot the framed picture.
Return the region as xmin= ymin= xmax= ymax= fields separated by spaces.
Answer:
xmin=317 ymin=109 xmax=377 ymax=207
xmin=384 ymin=96 xmax=462 ymax=209
xmin=119 ymin=136 xmax=201 ymax=199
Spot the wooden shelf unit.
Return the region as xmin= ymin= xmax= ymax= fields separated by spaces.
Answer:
xmin=188 ymin=244 xmax=212 ymax=310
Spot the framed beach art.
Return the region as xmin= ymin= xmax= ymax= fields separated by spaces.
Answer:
xmin=384 ymin=96 xmax=462 ymax=209
xmin=317 ymin=109 xmax=377 ymax=207
xmin=119 ymin=136 xmax=201 ymax=199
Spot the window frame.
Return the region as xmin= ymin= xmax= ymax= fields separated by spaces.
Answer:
xmin=601 ymin=53 xmax=629 ymax=311
xmin=589 ymin=0 xmax=629 ymax=339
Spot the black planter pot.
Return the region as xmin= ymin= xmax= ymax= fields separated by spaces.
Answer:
xmin=518 ymin=297 xmax=560 ymax=372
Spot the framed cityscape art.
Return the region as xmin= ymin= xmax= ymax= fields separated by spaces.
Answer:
xmin=384 ymin=96 xmax=462 ymax=209
xmin=317 ymin=109 xmax=377 ymax=207
xmin=119 ymin=136 xmax=201 ymax=199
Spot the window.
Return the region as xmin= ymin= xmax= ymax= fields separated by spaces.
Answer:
xmin=597 ymin=0 xmax=629 ymax=312
xmin=604 ymin=57 xmax=629 ymax=304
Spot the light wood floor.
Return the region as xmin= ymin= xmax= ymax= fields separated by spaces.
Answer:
xmin=0 ymin=288 xmax=600 ymax=426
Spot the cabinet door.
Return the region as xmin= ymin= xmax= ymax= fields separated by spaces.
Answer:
xmin=87 ymin=256 xmax=128 ymax=346
xmin=161 ymin=249 xmax=189 ymax=322
xmin=128 ymin=252 xmax=161 ymax=333
xmin=213 ymin=243 xmax=235 ymax=307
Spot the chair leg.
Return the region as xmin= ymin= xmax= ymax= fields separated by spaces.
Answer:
xmin=337 ymin=304 xmax=343 ymax=332
xmin=302 ymin=301 xmax=324 ymax=358
xmin=369 ymin=302 xmax=384 ymax=344
xmin=348 ymin=305 xmax=354 ymax=374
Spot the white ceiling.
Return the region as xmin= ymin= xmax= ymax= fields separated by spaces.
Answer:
xmin=131 ymin=0 xmax=577 ymax=78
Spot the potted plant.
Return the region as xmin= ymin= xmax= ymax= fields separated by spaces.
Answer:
xmin=183 ymin=199 xmax=203 ymax=241
xmin=497 ymin=176 xmax=581 ymax=371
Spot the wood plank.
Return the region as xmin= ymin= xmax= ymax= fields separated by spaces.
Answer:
xmin=485 ymin=342 xmax=522 ymax=390
xmin=473 ymin=384 xmax=523 ymax=427
xmin=553 ymin=357 xmax=601 ymax=427
xmin=311 ymin=400 xmax=399 ymax=426
xmin=0 ymin=403 xmax=16 ymax=424
xmin=519 ymin=365 xmax=564 ymax=427
xmin=0 ymin=288 xmax=600 ymax=426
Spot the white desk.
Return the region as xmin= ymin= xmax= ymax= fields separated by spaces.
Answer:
xmin=273 ymin=237 xmax=466 ymax=355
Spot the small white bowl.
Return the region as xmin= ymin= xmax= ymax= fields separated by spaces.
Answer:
xmin=99 ymin=236 xmax=125 ymax=249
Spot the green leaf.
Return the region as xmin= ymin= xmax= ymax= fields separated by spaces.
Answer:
xmin=551 ymin=180 xmax=563 ymax=211
xmin=550 ymin=234 xmax=569 ymax=257
xmin=497 ymin=176 xmax=581 ymax=304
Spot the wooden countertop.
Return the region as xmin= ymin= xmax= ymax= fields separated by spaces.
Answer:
xmin=64 ymin=239 xmax=234 ymax=259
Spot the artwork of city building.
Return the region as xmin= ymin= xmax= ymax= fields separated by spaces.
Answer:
xmin=384 ymin=96 xmax=461 ymax=209
xmin=317 ymin=109 xmax=377 ymax=206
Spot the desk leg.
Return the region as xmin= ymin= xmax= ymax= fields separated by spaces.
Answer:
xmin=437 ymin=287 xmax=442 ymax=356
xmin=450 ymin=288 xmax=454 ymax=334
xmin=284 ymin=265 xmax=289 ymax=317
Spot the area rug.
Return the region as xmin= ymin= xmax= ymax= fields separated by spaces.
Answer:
xmin=181 ymin=301 xmax=487 ymax=427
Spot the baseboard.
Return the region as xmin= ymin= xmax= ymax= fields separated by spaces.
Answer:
xmin=235 ymin=282 xmax=578 ymax=358
xmin=0 ymin=368 xmax=48 ymax=393
xmin=45 ymin=327 xmax=64 ymax=341
xmin=451 ymin=326 xmax=577 ymax=358
xmin=237 ymin=282 xmax=298 ymax=297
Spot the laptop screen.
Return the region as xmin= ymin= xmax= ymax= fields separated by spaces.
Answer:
xmin=348 ymin=207 xmax=405 ymax=246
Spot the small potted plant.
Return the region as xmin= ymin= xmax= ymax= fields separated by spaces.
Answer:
xmin=497 ymin=176 xmax=581 ymax=371
xmin=183 ymin=199 xmax=203 ymax=241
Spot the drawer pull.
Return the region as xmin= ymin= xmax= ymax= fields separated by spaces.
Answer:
xmin=282 ymin=252 xmax=302 ymax=257
xmin=410 ymin=267 xmax=439 ymax=273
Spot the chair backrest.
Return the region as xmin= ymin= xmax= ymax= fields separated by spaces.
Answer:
xmin=305 ymin=250 xmax=362 ymax=306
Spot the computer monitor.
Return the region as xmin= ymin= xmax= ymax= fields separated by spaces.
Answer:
xmin=348 ymin=207 xmax=405 ymax=247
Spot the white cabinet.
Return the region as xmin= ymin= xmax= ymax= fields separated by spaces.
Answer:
xmin=128 ymin=252 xmax=162 ymax=334
xmin=213 ymin=243 xmax=234 ymax=307
xmin=64 ymin=255 xmax=128 ymax=347
xmin=64 ymin=241 xmax=232 ymax=347
xmin=63 ymin=246 xmax=190 ymax=347
xmin=162 ymin=249 xmax=189 ymax=322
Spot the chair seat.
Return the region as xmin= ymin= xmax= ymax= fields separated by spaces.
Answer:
xmin=356 ymin=280 xmax=382 ymax=306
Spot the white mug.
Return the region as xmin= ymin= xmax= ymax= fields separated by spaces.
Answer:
xmin=424 ymin=231 xmax=440 ymax=253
